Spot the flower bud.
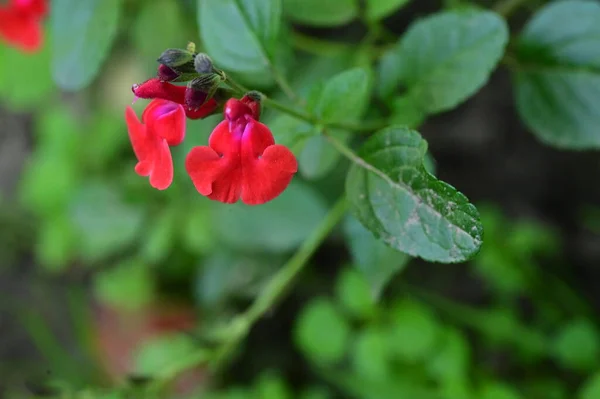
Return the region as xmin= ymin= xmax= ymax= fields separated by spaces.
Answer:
xmin=157 ymin=48 xmax=196 ymax=74
xmin=184 ymin=74 xmax=223 ymax=111
xmin=240 ymin=91 xmax=262 ymax=121
xmin=157 ymin=64 xmax=180 ymax=82
xmin=194 ymin=53 xmax=214 ymax=74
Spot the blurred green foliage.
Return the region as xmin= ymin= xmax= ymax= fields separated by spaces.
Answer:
xmin=2 ymin=0 xmax=600 ymax=399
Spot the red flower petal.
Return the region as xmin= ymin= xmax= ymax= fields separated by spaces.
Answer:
xmin=0 ymin=7 xmax=43 ymax=52
xmin=125 ymin=106 xmax=173 ymax=190
xmin=142 ymin=99 xmax=186 ymax=146
xmin=185 ymin=119 xmax=297 ymax=205
xmin=132 ymin=78 xmax=219 ymax=120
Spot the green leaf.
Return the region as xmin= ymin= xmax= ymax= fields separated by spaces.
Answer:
xmin=298 ymin=134 xmax=345 ymax=180
xmin=343 ymin=216 xmax=410 ymax=298
xmin=51 ymin=0 xmax=121 ymax=91
xmin=366 ymin=0 xmax=410 ymax=21
xmin=133 ymin=0 xmax=187 ymax=63
xmin=35 ymin=214 xmax=77 ymax=273
xmin=312 ymin=67 xmax=372 ymax=124
xmin=283 ymin=0 xmax=358 ymax=26
xmin=480 ymin=383 xmax=523 ymax=399
xmin=133 ymin=333 xmax=199 ymax=376
xmin=579 ymin=373 xmax=600 ymax=399
xmin=351 ymin=327 xmax=391 ymax=381
xmin=182 ymin=202 xmax=217 ymax=255
xmin=427 ymin=328 xmax=470 ymax=384
xmin=0 ymin=44 xmax=54 ymax=107
xmin=69 ymin=182 xmax=144 ymax=262
xmin=93 ymin=258 xmax=154 ymax=311
xmin=381 ymin=9 xmax=508 ymax=113
xmin=254 ymin=372 xmax=292 ymax=399
xmin=198 ymin=0 xmax=283 ymax=75
xmin=346 ymin=126 xmax=483 ymax=263
xmin=335 ymin=268 xmax=376 ymax=318
xmin=211 ymin=181 xmax=327 ymax=253
xmin=140 ymin=208 xmax=178 ymax=264
xmin=387 ymin=299 xmax=440 ymax=362
xmin=552 ymin=319 xmax=599 ymax=371
xmin=513 ymin=0 xmax=600 ymax=148
xmin=295 ymin=298 xmax=351 ymax=364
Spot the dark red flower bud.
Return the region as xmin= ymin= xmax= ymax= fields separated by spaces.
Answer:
xmin=132 ymin=78 xmax=186 ymax=104
xmin=184 ymin=74 xmax=222 ymax=111
xmin=157 ymin=64 xmax=180 ymax=82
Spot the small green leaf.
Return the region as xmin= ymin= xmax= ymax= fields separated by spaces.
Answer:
xmin=198 ymin=0 xmax=283 ymax=75
xmin=579 ymin=372 xmax=600 ymax=399
xmin=381 ymin=9 xmax=508 ymax=113
xmin=480 ymin=382 xmax=523 ymax=399
xmin=366 ymin=0 xmax=410 ymax=21
xmin=93 ymin=258 xmax=154 ymax=311
xmin=427 ymin=328 xmax=470 ymax=384
xmin=343 ymin=216 xmax=410 ymax=298
xmin=351 ymin=327 xmax=391 ymax=381
xmin=254 ymin=372 xmax=292 ymax=399
xmin=211 ymin=181 xmax=327 ymax=253
xmin=552 ymin=319 xmax=600 ymax=371
xmin=51 ymin=0 xmax=121 ymax=90
xmin=283 ymin=0 xmax=358 ymax=26
xmin=133 ymin=333 xmax=199 ymax=376
xmin=513 ymin=0 xmax=600 ymax=148
xmin=387 ymin=299 xmax=440 ymax=362
xmin=390 ymin=95 xmax=426 ymax=128
xmin=346 ymin=126 xmax=483 ymax=263
xmin=182 ymin=202 xmax=217 ymax=255
xmin=312 ymin=67 xmax=372 ymax=124
xmin=69 ymin=182 xmax=144 ymax=262
xmin=0 ymin=44 xmax=54 ymax=107
xmin=35 ymin=214 xmax=77 ymax=273
xmin=295 ymin=298 xmax=351 ymax=364
xmin=335 ymin=268 xmax=375 ymax=318
xmin=140 ymin=208 xmax=178 ymax=264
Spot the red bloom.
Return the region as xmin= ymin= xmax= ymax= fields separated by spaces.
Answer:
xmin=0 ymin=0 xmax=47 ymax=53
xmin=125 ymin=99 xmax=186 ymax=190
xmin=132 ymin=77 xmax=218 ymax=120
xmin=185 ymin=97 xmax=298 ymax=205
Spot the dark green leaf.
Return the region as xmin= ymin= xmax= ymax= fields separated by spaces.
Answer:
xmin=380 ymin=9 xmax=508 ymax=113
xmin=366 ymin=0 xmax=410 ymax=21
xmin=295 ymin=298 xmax=351 ymax=364
xmin=346 ymin=126 xmax=483 ymax=263
xmin=51 ymin=0 xmax=121 ymax=90
xmin=198 ymin=0 xmax=283 ymax=75
xmin=211 ymin=181 xmax=327 ymax=252
xmin=133 ymin=334 xmax=201 ymax=376
xmin=283 ymin=0 xmax=358 ymax=26
xmin=343 ymin=216 xmax=410 ymax=297
xmin=480 ymin=383 xmax=523 ymax=399
xmin=513 ymin=0 xmax=600 ymax=148
xmin=35 ymin=214 xmax=77 ymax=272
xmin=254 ymin=372 xmax=292 ymax=399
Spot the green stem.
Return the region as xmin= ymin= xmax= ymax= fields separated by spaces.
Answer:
xmin=493 ymin=0 xmax=531 ymax=17
xmin=262 ymin=96 xmax=316 ymax=123
xmin=150 ymin=198 xmax=348 ymax=390
xmin=270 ymin=67 xmax=299 ymax=102
xmin=210 ymin=197 xmax=348 ymax=372
xmin=224 ymin=74 xmax=249 ymax=95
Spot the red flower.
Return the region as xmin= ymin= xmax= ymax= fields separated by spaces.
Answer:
xmin=0 ymin=0 xmax=47 ymax=53
xmin=185 ymin=97 xmax=298 ymax=205
xmin=132 ymin=77 xmax=218 ymax=120
xmin=125 ymin=99 xmax=186 ymax=190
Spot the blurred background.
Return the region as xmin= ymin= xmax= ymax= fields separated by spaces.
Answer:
xmin=2 ymin=0 xmax=600 ymax=398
